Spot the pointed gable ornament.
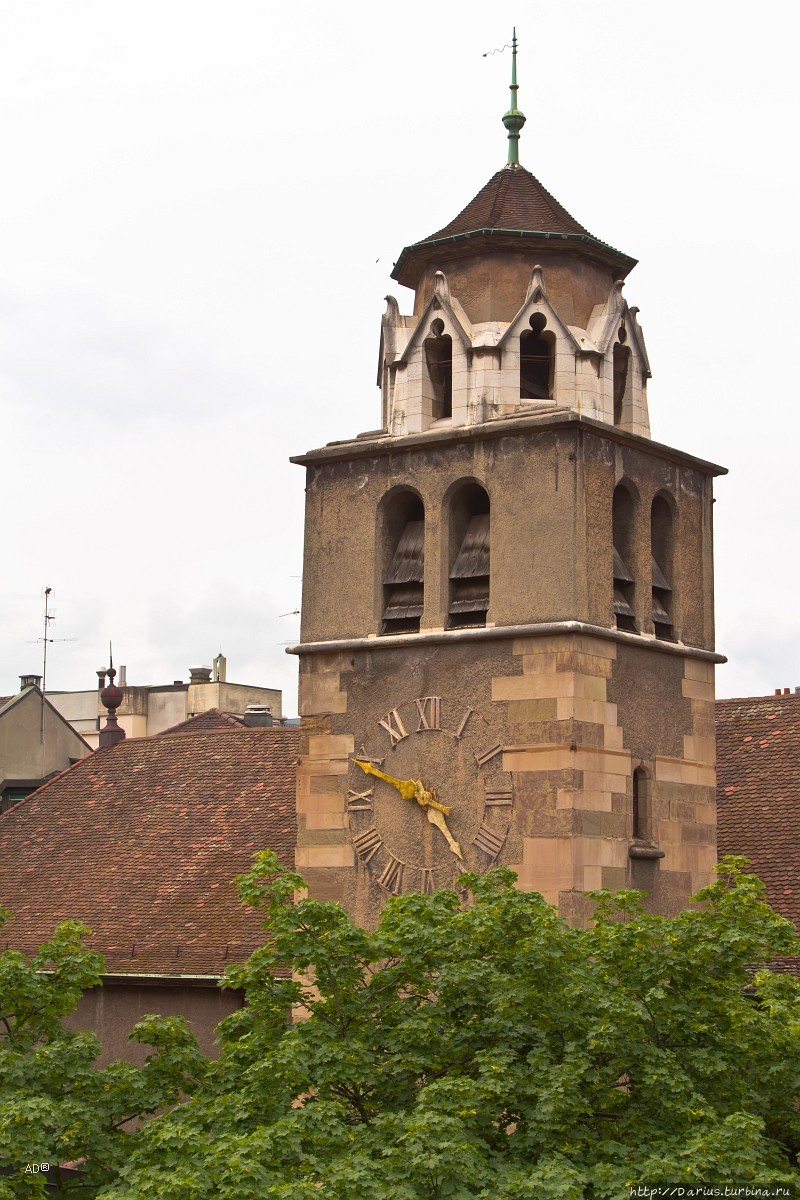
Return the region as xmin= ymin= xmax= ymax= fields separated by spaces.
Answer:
xmin=99 ymin=648 xmax=126 ymax=749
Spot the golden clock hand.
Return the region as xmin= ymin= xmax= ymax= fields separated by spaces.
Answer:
xmin=353 ymin=761 xmax=453 ymax=815
xmin=413 ymin=782 xmax=463 ymax=860
xmin=352 ymin=759 xmax=416 ymax=800
xmin=426 ymin=808 xmax=463 ymax=860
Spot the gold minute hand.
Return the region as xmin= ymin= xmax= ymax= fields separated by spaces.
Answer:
xmin=352 ymin=759 xmax=417 ymax=800
xmin=353 ymin=760 xmax=451 ymax=814
xmin=352 ymin=761 xmax=461 ymax=860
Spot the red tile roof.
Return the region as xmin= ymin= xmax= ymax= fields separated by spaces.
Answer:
xmin=425 ymin=165 xmax=594 ymax=242
xmin=160 ymin=708 xmax=246 ymax=734
xmin=0 ymin=726 xmax=299 ymax=976
xmin=392 ymin=165 xmax=636 ymax=288
xmin=716 ymin=693 xmax=800 ymax=962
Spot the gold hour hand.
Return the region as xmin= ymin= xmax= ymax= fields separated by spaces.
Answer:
xmin=352 ymin=759 xmax=416 ymax=800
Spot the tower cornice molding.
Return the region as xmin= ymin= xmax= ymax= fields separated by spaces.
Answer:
xmin=291 ymin=411 xmax=727 ymax=478
xmin=286 ymin=620 xmax=726 ymax=664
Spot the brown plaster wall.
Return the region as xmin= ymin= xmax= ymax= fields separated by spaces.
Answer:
xmin=411 ymin=249 xmax=617 ymax=328
xmin=66 ymin=981 xmax=242 ymax=1066
xmin=0 ymin=690 xmax=90 ymax=781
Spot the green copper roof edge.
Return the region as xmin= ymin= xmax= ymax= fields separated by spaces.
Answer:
xmin=396 ymin=227 xmax=636 ymax=267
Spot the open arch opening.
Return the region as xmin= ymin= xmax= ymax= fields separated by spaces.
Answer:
xmin=613 ymin=337 xmax=631 ymax=425
xmin=424 ymin=319 xmax=453 ymax=420
xmin=612 ymin=483 xmax=637 ymax=632
xmin=632 ymin=766 xmax=649 ymax=840
xmin=520 ymin=313 xmax=554 ymax=401
xmin=651 ymin=495 xmax=675 ymax=640
xmin=381 ymin=491 xmax=425 ymax=635
xmin=447 ymin=483 xmax=490 ymax=629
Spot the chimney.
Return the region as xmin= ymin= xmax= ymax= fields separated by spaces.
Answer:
xmin=119 ymin=665 xmax=127 ymax=687
xmin=213 ymin=653 xmax=227 ymax=683
xmin=20 ymin=673 xmax=42 ymax=691
xmin=189 ymin=666 xmax=213 ymax=685
xmin=244 ymin=704 xmax=273 ymax=728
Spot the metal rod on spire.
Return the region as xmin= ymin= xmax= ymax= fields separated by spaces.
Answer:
xmin=502 ymin=27 xmax=526 ymax=167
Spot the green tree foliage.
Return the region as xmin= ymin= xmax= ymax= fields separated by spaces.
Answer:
xmin=0 ymin=909 xmax=205 ymax=1198
xmin=95 ymin=855 xmax=800 ymax=1199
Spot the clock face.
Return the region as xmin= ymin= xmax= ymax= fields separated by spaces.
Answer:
xmin=346 ymin=695 xmax=513 ymax=894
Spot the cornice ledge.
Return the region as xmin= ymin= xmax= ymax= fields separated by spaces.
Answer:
xmin=291 ymin=412 xmax=727 ymax=477
xmin=286 ymin=621 xmax=726 ymax=663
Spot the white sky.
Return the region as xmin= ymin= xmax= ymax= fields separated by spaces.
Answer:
xmin=0 ymin=0 xmax=797 ymax=714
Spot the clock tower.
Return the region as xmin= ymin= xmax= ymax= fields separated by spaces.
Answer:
xmin=289 ymin=36 xmax=725 ymax=925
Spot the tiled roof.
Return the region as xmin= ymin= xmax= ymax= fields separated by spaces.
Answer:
xmin=716 ymin=693 xmax=800 ymax=964
xmin=425 ymin=165 xmax=594 ymax=242
xmin=161 ymin=708 xmax=246 ymax=734
xmin=0 ymin=727 xmax=299 ymax=976
xmin=392 ymin=165 xmax=636 ymax=287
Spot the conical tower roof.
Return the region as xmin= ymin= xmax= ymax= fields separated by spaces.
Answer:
xmin=392 ymin=163 xmax=636 ymax=290
xmin=393 ymin=31 xmax=635 ymax=292
xmin=428 ymin=165 xmax=593 ymax=242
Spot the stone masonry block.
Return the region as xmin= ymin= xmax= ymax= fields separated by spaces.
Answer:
xmin=684 ymin=659 xmax=715 ymax=683
xmin=583 ymin=770 xmax=630 ymax=794
xmin=297 ymin=759 xmax=348 ymax=779
xmin=555 ymin=650 xmax=614 ymax=678
xmin=655 ymin=758 xmax=716 ymax=788
xmin=683 ymin=735 xmax=716 ymax=765
xmin=555 ymin=696 xmax=618 ymax=725
xmin=304 ymin=812 xmax=347 ymax=831
xmin=513 ymin=835 xmax=574 ymax=903
xmin=307 ymin=733 xmax=355 ymax=760
xmin=573 ymin=836 xmax=628 ymax=870
xmin=557 ymin=788 xmax=614 ymax=812
xmin=521 ymin=652 xmax=558 ymax=674
xmin=680 ymin=822 xmax=716 ymax=846
xmin=295 ymin=844 xmax=354 ymax=870
xmin=681 ymin=678 xmax=715 ymax=702
xmin=604 ymin=725 xmax=624 ymax=750
xmin=296 ymin=791 xmax=345 ymax=815
xmin=508 ymin=698 xmax=558 ymax=723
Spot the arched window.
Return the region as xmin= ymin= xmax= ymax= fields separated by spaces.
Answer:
xmin=520 ymin=313 xmax=554 ymax=400
xmin=612 ymin=483 xmax=637 ymax=632
xmin=613 ymin=331 xmax=631 ymax=426
xmin=447 ymin=484 xmax=490 ymax=629
xmin=381 ymin=491 xmax=425 ymax=635
xmin=651 ymin=495 xmax=674 ymax=640
xmin=424 ymin=319 xmax=452 ymax=420
xmin=632 ymin=766 xmax=649 ymax=840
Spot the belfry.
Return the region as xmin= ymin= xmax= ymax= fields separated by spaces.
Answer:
xmin=290 ymin=34 xmax=725 ymax=924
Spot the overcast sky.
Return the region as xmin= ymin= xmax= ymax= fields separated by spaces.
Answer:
xmin=0 ymin=0 xmax=796 ymax=714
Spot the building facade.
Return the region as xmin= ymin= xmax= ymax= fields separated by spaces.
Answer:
xmin=47 ymin=657 xmax=282 ymax=748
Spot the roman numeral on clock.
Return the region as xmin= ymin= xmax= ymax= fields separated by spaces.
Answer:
xmin=357 ymin=744 xmax=383 ymax=767
xmin=419 ymin=867 xmax=435 ymax=894
xmin=378 ymin=708 xmax=408 ymax=747
xmin=454 ymin=707 xmax=474 ymax=740
xmin=475 ymin=743 xmax=503 ymax=767
xmin=352 ymin=825 xmax=382 ymax=863
xmin=473 ymin=821 xmax=507 ymax=861
xmin=484 ymin=786 xmax=513 ymax=806
xmin=346 ymin=787 xmax=373 ymax=811
xmin=415 ymin=696 xmax=441 ymax=731
xmin=377 ymin=854 xmax=405 ymax=893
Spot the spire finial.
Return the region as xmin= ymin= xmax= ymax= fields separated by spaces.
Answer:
xmin=502 ymin=27 xmax=526 ymax=167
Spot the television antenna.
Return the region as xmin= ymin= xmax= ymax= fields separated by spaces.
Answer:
xmin=26 ymin=587 xmax=78 ymax=740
